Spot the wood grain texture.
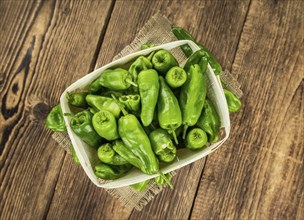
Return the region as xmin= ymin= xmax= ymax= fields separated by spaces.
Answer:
xmin=1 ymin=0 xmax=303 ymax=219
xmin=191 ymin=0 xmax=304 ymax=219
xmin=46 ymin=0 xmax=251 ymax=219
xmin=0 ymin=0 xmax=113 ymax=219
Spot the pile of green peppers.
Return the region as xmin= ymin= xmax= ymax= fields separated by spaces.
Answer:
xmin=45 ymin=33 xmax=242 ymax=191
xmin=172 ymin=26 xmax=242 ymax=112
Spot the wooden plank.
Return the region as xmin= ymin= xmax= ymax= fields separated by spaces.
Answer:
xmin=43 ymin=0 xmax=249 ymax=219
xmin=190 ymin=0 xmax=304 ymax=219
xmin=0 ymin=0 xmax=113 ymax=219
xmin=126 ymin=0 xmax=250 ymax=219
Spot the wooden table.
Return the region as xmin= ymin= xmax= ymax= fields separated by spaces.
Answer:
xmin=1 ymin=0 xmax=303 ymax=219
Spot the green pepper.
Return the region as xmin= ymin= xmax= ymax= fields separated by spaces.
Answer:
xmin=118 ymin=113 xmax=159 ymax=174
xmin=140 ymin=43 xmax=155 ymax=50
xmin=172 ymin=26 xmax=222 ymax=75
xmin=95 ymin=68 xmax=137 ymax=91
xmin=154 ymin=172 xmax=173 ymax=186
xmin=117 ymin=114 xmax=172 ymax=188
xmin=45 ymin=104 xmax=66 ymax=132
xmin=196 ymin=99 xmax=220 ymax=143
xmin=224 ymin=89 xmax=242 ymax=112
xmin=147 ymin=52 xmax=155 ymax=61
xmin=89 ymin=79 xmax=103 ymax=94
xmin=92 ymin=110 xmax=119 ymax=141
xmin=172 ymin=27 xmax=195 ymax=57
xmin=130 ymin=179 xmax=150 ymax=192
xmin=165 ymin=66 xmax=187 ymax=88
xmin=152 ymin=49 xmax=178 ymax=74
xmin=94 ymin=162 xmax=132 ymax=180
xmin=66 ymin=92 xmax=88 ymax=108
xmin=149 ymin=129 xmax=176 ymax=163
xmin=183 ymin=49 xmax=209 ymax=72
xmin=110 ymin=100 xmax=173 ymax=188
xmin=112 ymin=140 xmax=145 ymax=170
xmin=71 ymin=145 xmax=80 ymax=165
xmin=88 ymin=107 xmax=98 ymax=115
xmin=199 ymin=45 xmax=222 ymax=75
xmin=138 ymin=69 xmax=160 ymax=126
xmin=158 ymin=76 xmax=182 ymax=144
xmin=86 ymin=94 xmax=121 ymax=118
xmin=70 ymin=110 xmax=102 ymax=148
xmin=118 ymin=94 xmax=140 ymax=113
xmin=140 ymin=44 xmax=156 ymax=61
xmin=97 ymin=143 xmax=128 ymax=165
xmin=128 ymin=56 xmax=153 ymax=87
xmin=185 ymin=128 xmax=208 ymax=150
xmin=179 ymin=64 xmax=207 ymax=139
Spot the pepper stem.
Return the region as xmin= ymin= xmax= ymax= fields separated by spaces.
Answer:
xmin=182 ymin=125 xmax=189 ymax=140
xmin=158 ymin=171 xmax=174 ymax=189
xmin=64 ymin=113 xmax=73 ymax=117
xmin=125 ymin=79 xmax=138 ymax=87
xmin=66 ymin=92 xmax=71 ymax=101
xmin=111 ymin=94 xmax=129 ymax=116
xmin=170 ymin=126 xmax=179 ymax=145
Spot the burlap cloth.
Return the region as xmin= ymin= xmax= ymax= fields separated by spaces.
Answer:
xmin=52 ymin=13 xmax=243 ymax=211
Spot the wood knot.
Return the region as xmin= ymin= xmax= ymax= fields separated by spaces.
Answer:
xmin=32 ymin=102 xmax=50 ymax=120
xmin=62 ymin=6 xmax=70 ymax=15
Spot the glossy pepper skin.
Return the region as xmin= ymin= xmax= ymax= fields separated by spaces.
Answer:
xmin=179 ymin=64 xmax=207 ymax=139
xmin=130 ymin=179 xmax=150 ymax=192
xmin=224 ymin=89 xmax=242 ymax=112
xmin=70 ymin=110 xmax=102 ymax=148
xmin=92 ymin=110 xmax=119 ymax=141
xmin=118 ymin=94 xmax=140 ymax=113
xmin=96 ymin=68 xmax=137 ymax=91
xmin=165 ymin=66 xmax=187 ymax=88
xmin=118 ymin=114 xmax=159 ymax=175
xmin=186 ymin=128 xmax=208 ymax=150
xmin=129 ymin=56 xmax=153 ymax=84
xmin=172 ymin=27 xmax=222 ymax=75
xmin=67 ymin=92 xmax=88 ymax=108
xmin=172 ymin=27 xmax=195 ymax=57
xmin=88 ymin=107 xmax=98 ymax=114
xmin=94 ymin=162 xmax=132 ymax=180
xmin=45 ymin=104 xmax=66 ymax=132
xmin=112 ymin=140 xmax=145 ymax=170
xmin=140 ymin=44 xmax=155 ymax=61
xmin=140 ymin=43 xmax=155 ymax=50
xmin=71 ymin=145 xmax=80 ymax=165
xmin=196 ymin=99 xmax=220 ymax=143
xmin=183 ymin=49 xmax=209 ymax=72
xmin=138 ymin=69 xmax=160 ymax=126
xmin=149 ymin=129 xmax=176 ymax=163
xmin=158 ymin=76 xmax=182 ymax=144
xmin=86 ymin=94 xmax=121 ymax=118
xmin=110 ymin=96 xmax=171 ymax=188
xmin=97 ymin=143 xmax=128 ymax=165
xmin=152 ymin=50 xmax=178 ymax=74
xmin=89 ymin=79 xmax=103 ymax=94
